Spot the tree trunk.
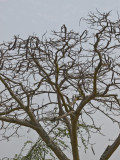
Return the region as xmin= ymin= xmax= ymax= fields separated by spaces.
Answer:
xmin=71 ymin=118 xmax=80 ymax=160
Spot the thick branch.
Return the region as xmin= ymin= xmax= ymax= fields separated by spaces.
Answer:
xmin=100 ymin=134 xmax=120 ymax=160
xmin=0 ymin=115 xmax=70 ymax=160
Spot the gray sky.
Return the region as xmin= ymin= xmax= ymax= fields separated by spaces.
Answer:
xmin=0 ymin=0 xmax=120 ymax=159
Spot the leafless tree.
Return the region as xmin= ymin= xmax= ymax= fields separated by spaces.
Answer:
xmin=0 ymin=11 xmax=120 ymax=160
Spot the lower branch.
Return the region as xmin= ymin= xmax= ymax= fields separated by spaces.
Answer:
xmin=100 ymin=134 xmax=120 ymax=160
xmin=0 ymin=116 xmax=70 ymax=160
xmin=36 ymin=123 xmax=70 ymax=160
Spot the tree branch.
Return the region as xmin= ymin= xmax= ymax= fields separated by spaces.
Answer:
xmin=100 ymin=134 xmax=120 ymax=160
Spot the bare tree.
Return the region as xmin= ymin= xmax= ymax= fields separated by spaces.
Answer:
xmin=0 ymin=11 xmax=120 ymax=160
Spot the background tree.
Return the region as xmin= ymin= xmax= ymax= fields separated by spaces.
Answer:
xmin=0 ymin=11 xmax=120 ymax=160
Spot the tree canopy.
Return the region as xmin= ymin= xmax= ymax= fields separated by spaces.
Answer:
xmin=0 ymin=11 xmax=120 ymax=160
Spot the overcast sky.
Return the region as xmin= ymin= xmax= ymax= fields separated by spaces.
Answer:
xmin=0 ymin=0 xmax=120 ymax=159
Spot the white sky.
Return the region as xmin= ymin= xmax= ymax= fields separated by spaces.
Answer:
xmin=0 ymin=0 xmax=120 ymax=159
